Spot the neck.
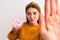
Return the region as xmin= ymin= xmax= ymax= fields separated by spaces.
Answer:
xmin=29 ymin=22 xmax=38 ymax=26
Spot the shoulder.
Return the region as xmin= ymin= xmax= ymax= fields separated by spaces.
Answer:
xmin=21 ymin=22 xmax=28 ymax=27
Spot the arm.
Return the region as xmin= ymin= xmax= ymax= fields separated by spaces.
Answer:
xmin=7 ymin=19 xmax=23 ymax=40
xmin=7 ymin=28 xmax=20 ymax=40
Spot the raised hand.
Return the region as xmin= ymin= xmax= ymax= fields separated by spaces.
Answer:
xmin=40 ymin=0 xmax=60 ymax=40
xmin=11 ymin=19 xmax=23 ymax=31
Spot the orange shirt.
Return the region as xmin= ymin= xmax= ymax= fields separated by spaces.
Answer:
xmin=7 ymin=22 xmax=42 ymax=40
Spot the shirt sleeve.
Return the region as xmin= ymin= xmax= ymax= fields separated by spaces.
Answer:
xmin=7 ymin=29 xmax=20 ymax=40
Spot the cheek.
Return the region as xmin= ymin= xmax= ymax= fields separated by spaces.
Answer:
xmin=26 ymin=15 xmax=30 ymax=20
xmin=35 ymin=14 xmax=39 ymax=20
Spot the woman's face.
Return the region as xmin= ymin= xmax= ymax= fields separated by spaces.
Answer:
xmin=26 ymin=7 xmax=40 ymax=25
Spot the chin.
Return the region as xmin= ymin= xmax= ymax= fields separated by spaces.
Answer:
xmin=30 ymin=22 xmax=35 ymax=24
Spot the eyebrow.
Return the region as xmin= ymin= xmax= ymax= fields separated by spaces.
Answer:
xmin=27 ymin=11 xmax=37 ymax=13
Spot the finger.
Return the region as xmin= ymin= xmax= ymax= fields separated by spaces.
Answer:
xmin=46 ymin=17 xmax=53 ymax=31
xmin=56 ymin=0 xmax=60 ymax=15
xmin=45 ymin=0 xmax=51 ymax=16
xmin=50 ymin=0 xmax=56 ymax=16
xmin=47 ymin=23 xmax=54 ymax=32
xmin=40 ymin=13 xmax=46 ymax=33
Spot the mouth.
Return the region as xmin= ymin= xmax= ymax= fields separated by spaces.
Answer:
xmin=30 ymin=19 xmax=34 ymax=22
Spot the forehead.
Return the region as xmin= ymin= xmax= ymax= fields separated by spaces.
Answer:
xmin=26 ymin=7 xmax=39 ymax=12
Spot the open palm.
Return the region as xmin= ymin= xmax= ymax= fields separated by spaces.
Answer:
xmin=40 ymin=0 xmax=60 ymax=40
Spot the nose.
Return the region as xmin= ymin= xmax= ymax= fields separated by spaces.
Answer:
xmin=30 ymin=13 xmax=34 ymax=18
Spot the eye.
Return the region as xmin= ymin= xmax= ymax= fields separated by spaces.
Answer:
xmin=27 ymin=12 xmax=31 ymax=15
xmin=33 ymin=12 xmax=37 ymax=15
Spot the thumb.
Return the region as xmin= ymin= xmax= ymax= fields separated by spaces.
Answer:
xmin=40 ymin=13 xmax=46 ymax=33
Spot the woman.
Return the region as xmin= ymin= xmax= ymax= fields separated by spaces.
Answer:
xmin=7 ymin=2 xmax=42 ymax=40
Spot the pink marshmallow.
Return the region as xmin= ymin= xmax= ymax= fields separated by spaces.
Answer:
xmin=11 ymin=19 xmax=23 ymax=28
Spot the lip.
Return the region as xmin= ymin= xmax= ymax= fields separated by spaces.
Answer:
xmin=30 ymin=19 xmax=34 ymax=22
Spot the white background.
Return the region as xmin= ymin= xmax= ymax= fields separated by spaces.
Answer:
xmin=0 ymin=0 xmax=44 ymax=40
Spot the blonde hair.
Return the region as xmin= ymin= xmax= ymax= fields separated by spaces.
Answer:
xmin=25 ymin=1 xmax=41 ymax=13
